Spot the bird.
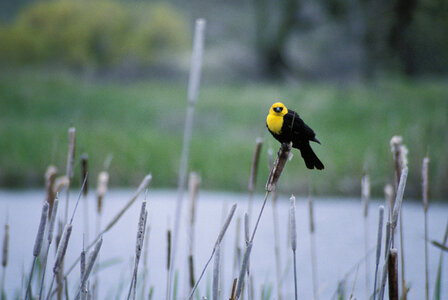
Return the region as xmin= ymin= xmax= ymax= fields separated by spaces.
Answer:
xmin=266 ymin=102 xmax=324 ymax=170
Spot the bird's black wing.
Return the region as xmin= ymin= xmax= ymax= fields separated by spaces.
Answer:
xmin=283 ymin=109 xmax=318 ymax=142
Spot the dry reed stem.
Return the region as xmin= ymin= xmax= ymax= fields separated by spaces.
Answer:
xmin=188 ymin=172 xmax=200 ymax=289
xmin=308 ymin=195 xmax=319 ymax=300
xmin=25 ymin=202 xmax=49 ymax=300
xmin=188 ymin=203 xmax=237 ymax=300
xmin=398 ymin=146 xmax=408 ymax=300
xmin=272 ymin=190 xmax=282 ymax=300
xmin=38 ymin=198 xmax=59 ymax=300
xmin=235 ymin=242 xmax=253 ymax=299
xmin=248 ymin=138 xmax=263 ymax=221
xmin=378 ymin=168 xmax=408 ymax=300
xmin=361 ymin=174 xmax=370 ymax=298
xmin=229 ymin=278 xmax=237 ymax=300
xmin=232 ymin=216 xmax=241 ymax=277
xmin=45 ymin=166 xmax=57 ymax=216
xmin=127 ymin=199 xmax=148 ymax=300
xmin=170 ymin=18 xmax=206 ymax=300
xmin=422 ymin=156 xmax=430 ymax=300
xmin=388 ymin=249 xmax=399 ymax=300
xmin=80 ymin=246 xmax=87 ymax=300
xmin=289 ymin=195 xmax=298 ymax=300
xmin=65 ymin=126 xmax=76 ymax=223
xmin=243 ymin=213 xmax=251 ymax=300
xmin=81 ymin=154 xmax=89 ymax=244
xmin=1 ymin=218 xmax=9 ymax=299
xmin=96 ymin=171 xmax=109 ymax=216
xmin=372 ymin=205 xmax=384 ymax=300
xmin=212 ymin=243 xmax=221 ymax=300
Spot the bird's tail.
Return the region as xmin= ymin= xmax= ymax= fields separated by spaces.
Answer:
xmin=300 ymin=143 xmax=324 ymax=170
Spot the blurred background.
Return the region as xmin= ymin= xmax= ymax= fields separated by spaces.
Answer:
xmin=0 ymin=0 xmax=447 ymax=198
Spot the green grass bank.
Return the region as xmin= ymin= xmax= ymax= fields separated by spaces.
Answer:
xmin=1 ymin=70 xmax=447 ymax=198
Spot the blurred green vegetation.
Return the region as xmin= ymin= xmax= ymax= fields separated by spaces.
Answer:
xmin=1 ymin=70 xmax=447 ymax=198
xmin=0 ymin=0 xmax=189 ymax=69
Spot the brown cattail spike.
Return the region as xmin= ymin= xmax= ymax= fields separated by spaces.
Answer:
xmin=66 ymin=127 xmax=76 ymax=180
xmin=45 ymin=166 xmax=58 ymax=216
xmin=81 ymin=154 xmax=89 ymax=197
xmin=2 ymin=221 xmax=9 ymax=268
xmin=248 ymin=138 xmax=263 ymax=193
xmin=266 ymin=142 xmax=292 ymax=192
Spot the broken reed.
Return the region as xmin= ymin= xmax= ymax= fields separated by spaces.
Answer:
xmin=169 ymin=19 xmax=206 ymax=300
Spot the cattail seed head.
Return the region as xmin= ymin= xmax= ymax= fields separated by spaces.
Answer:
xmin=45 ymin=165 xmax=58 ymax=215
xmin=266 ymin=142 xmax=292 ymax=192
xmin=2 ymin=221 xmax=9 ymax=267
xmin=33 ymin=202 xmax=49 ymax=257
xmin=96 ymin=171 xmax=109 ymax=215
xmin=48 ymin=198 xmax=59 ymax=243
xmin=53 ymin=224 xmax=73 ymax=275
xmin=66 ymin=127 xmax=76 ymax=179
xmin=53 ymin=176 xmax=69 ymax=195
xmin=362 ymin=174 xmax=370 ymax=218
xmin=166 ymin=229 xmax=172 ymax=270
xmin=81 ymin=154 xmax=89 ymax=197
xmin=422 ymin=157 xmax=430 ymax=213
xmin=188 ymin=172 xmax=201 ymax=225
xmin=308 ymin=197 xmax=315 ymax=234
xmin=248 ymin=138 xmax=263 ymax=193
xmin=289 ymin=195 xmax=297 ymax=252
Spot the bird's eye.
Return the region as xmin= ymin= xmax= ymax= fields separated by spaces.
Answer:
xmin=274 ymin=106 xmax=283 ymax=113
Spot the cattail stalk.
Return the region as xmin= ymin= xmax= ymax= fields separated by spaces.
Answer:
xmin=433 ymin=219 xmax=448 ymax=300
xmin=232 ymin=216 xmax=241 ymax=278
xmin=188 ymin=172 xmax=200 ymax=289
xmin=127 ymin=200 xmax=148 ymax=300
xmin=65 ymin=126 xmax=76 ymax=223
xmin=244 ymin=213 xmax=251 ymax=300
xmin=230 ymin=278 xmax=237 ymax=300
xmin=169 ymin=18 xmax=206 ymax=300
xmin=74 ymin=238 xmax=103 ymax=300
xmin=308 ymin=195 xmax=319 ymax=300
xmin=25 ymin=202 xmax=49 ymax=300
xmin=361 ymin=174 xmax=370 ymax=298
xmin=165 ymin=229 xmax=172 ymax=300
xmin=372 ymin=205 xmax=384 ymax=300
xmin=388 ymin=248 xmax=399 ymax=300
xmin=45 ymin=166 xmax=57 ymax=216
xmin=247 ymin=138 xmax=263 ymax=222
xmin=212 ymin=243 xmax=221 ymax=300
xmin=188 ymin=203 xmax=237 ymax=299
xmin=1 ymin=218 xmax=9 ymax=300
xmin=38 ymin=198 xmax=59 ymax=300
xmin=81 ymin=154 xmax=89 ymax=244
xmin=289 ymin=196 xmax=298 ymax=300
xmin=235 ymin=142 xmax=292 ymax=300
xmin=379 ymin=167 xmax=408 ymax=300
xmin=422 ymin=157 xmax=430 ymax=300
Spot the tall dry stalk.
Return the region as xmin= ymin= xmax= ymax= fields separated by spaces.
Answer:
xmin=388 ymin=248 xmax=399 ymax=300
xmin=1 ymin=217 xmax=9 ymax=300
xmin=187 ymin=172 xmax=201 ymax=290
xmin=188 ymin=203 xmax=237 ymax=300
xmin=212 ymin=243 xmax=221 ymax=300
xmin=74 ymin=238 xmax=103 ymax=300
xmin=308 ymin=195 xmax=319 ymax=300
xmin=422 ymin=156 xmax=430 ymax=300
xmin=361 ymin=173 xmax=370 ymax=299
xmin=247 ymin=138 xmax=263 ymax=223
xmin=378 ymin=167 xmax=408 ymax=300
xmin=289 ymin=196 xmax=298 ymax=300
xmin=372 ymin=205 xmax=384 ymax=300
xmin=127 ymin=199 xmax=148 ymax=300
xmin=235 ymin=142 xmax=292 ymax=300
xmin=25 ymin=202 xmax=49 ymax=300
xmin=169 ymin=19 xmax=206 ymax=300
xmin=268 ymin=147 xmax=282 ymax=300
xmin=65 ymin=126 xmax=76 ymax=223
xmin=81 ymin=154 xmax=89 ymax=244
xmin=390 ymin=136 xmax=408 ymax=299
xmin=38 ymin=198 xmax=59 ymax=300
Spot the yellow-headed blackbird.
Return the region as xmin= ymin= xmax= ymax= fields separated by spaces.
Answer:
xmin=266 ymin=102 xmax=324 ymax=170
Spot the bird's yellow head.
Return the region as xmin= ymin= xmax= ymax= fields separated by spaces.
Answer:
xmin=269 ymin=102 xmax=288 ymax=116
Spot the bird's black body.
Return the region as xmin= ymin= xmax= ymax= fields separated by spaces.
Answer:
xmin=267 ymin=106 xmax=324 ymax=170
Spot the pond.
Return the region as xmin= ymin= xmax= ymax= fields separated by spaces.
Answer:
xmin=0 ymin=189 xmax=447 ymax=299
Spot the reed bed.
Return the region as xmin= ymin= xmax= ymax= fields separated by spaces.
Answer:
xmin=1 ymin=17 xmax=447 ymax=300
